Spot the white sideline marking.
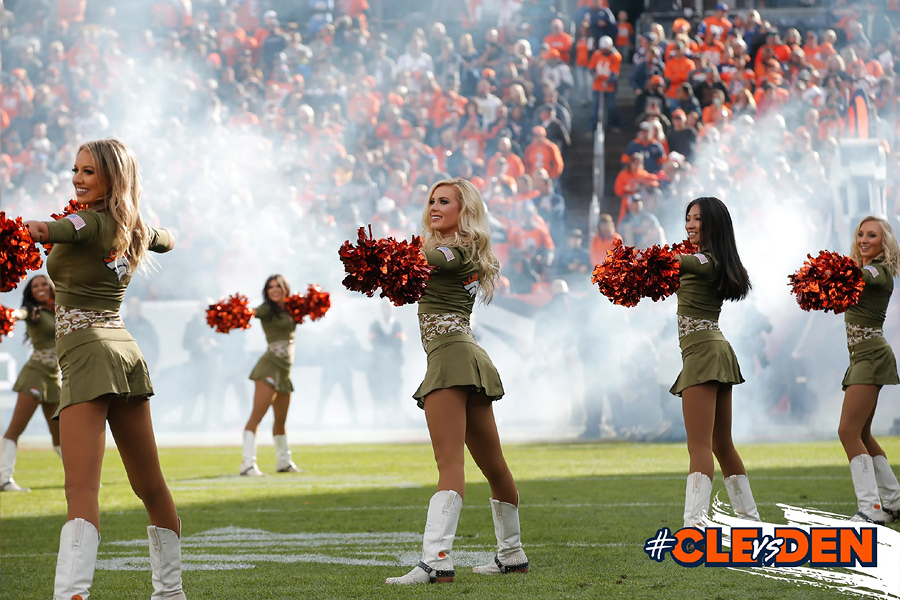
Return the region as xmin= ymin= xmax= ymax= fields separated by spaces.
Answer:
xmin=706 ymin=493 xmax=900 ymax=599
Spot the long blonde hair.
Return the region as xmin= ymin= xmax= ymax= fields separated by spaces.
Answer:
xmin=850 ymin=216 xmax=900 ymax=277
xmin=421 ymin=178 xmax=500 ymax=304
xmin=80 ymin=139 xmax=151 ymax=274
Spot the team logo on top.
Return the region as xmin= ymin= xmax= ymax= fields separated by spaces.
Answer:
xmin=463 ymin=274 xmax=479 ymax=298
xmin=103 ymin=248 xmax=129 ymax=281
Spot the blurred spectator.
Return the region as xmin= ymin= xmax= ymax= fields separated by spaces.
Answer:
xmin=556 ymin=228 xmax=592 ymax=281
xmin=523 ymin=125 xmax=564 ymax=181
xmin=589 ymin=213 xmax=622 ymax=267
xmin=588 ymin=35 xmax=622 ymax=131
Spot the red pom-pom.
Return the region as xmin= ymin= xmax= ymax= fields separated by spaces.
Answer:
xmin=788 ymin=251 xmax=864 ymax=313
xmin=0 ymin=212 xmax=44 ymax=292
xmin=0 ymin=304 xmax=15 ymax=338
xmin=43 ymin=200 xmax=87 ymax=255
xmin=302 ymin=284 xmax=331 ymax=320
xmin=283 ymin=292 xmax=309 ymax=324
xmin=338 ymin=226 xmax=434 ymax=306
xmin=339 ymin=226 xmax=389 ymax=297
xmin=639 ymin=244 xmax=681 ymax=302
xmin=206 ymin=293 xmax=255 ymax=333
xmin=670 ymin=239 xmax=697 ymax=255
xmin=591 ymin=239 xmax=643 ymax=307
xmin=379 ymin=236 xmax=434 ymax=306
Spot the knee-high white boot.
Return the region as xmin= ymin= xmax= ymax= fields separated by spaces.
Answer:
xmin=273 ymin=434 xmax=301 ymax=473
xmin=872 ymin=454 xmax=899 ymax=523
xmin=385 ymin=490 xmax=462 ymax=585
xmin=239 ymin=430 xmax=265 ymax=476
xmin=683 ymin=472 xmax=712 ymax=529
xmin=473 ymin=497 xmax=529 ymax=574
xmin=149 ymin=518 xmax=187 ymax=600
xmin=1 ymin=437 xmax=29 ymax=492
xmin=723 ymin=474 xmax=761 ymax=522
xmin=848 ymin=454 xmax=885 ymax=524
xmin=54 ymin=445 xmax=62 ymax=459
xmin=54 ymin=518 xmax=100 ymax=600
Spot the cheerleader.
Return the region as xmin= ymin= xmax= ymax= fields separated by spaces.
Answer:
xmin=837 ymin=216 xmax=900 ymax=524
xmin=385 ymin=178 xmax=528 ymax=585
xmin=25 ymin=139 xmax=185 ymax=599
xmin=1 ymin=275 xmax=61 ymax=492
xmin=239 ymin=274 xmax=301 ymax=476
xmin=671 ymin=197 xmax=761 ymax=527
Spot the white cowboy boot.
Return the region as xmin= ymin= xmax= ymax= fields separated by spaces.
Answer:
xmin=473 ymin=497 xmax=529 ymax=574
xmin=683 ymin=472 xmax=712 ymax=528
xmin=273 ymin=434 xmax=302 ymax=473
xmin=872 ymin=454 xmax=899 ymax=523
xmin=148 ymin=518 xmax=187 ymax=599
xmin=54 ymin=518 xmax=100 ymax=600
xmin=1 ymin=437 xmax=29 ymax=492
xmin=723 ymin=474 xmax=761 ymax=521
xmin=848 ymin=454 xmax=885 ymax=524
xmin=239 ymin=430 xmax=265 ymax=476
xmin=385 ymin=490 xmax=462 ymax=585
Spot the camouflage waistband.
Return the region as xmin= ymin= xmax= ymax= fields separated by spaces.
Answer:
xmin=55 ymin=305 xmax=124 ymax=340
xmin=267 ymin=340 xmax=295 ymax=362
xmin=677 ymin=314 xmax=720 ymax=341
xmin=31 ymin=347 xmax=59 ymax=368
xmin=418 ymin=313 xmax=473 ymax=350
xmin=845 ymin=322 xmax=883 ymax=347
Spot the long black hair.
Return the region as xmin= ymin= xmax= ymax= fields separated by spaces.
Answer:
xmin=21 ymin=275 xmax=56 ymax=343
xmin=686 ymin=197 xmax=751 ymax=301
xmin=262 ymin=274 xmax=290 ymax=316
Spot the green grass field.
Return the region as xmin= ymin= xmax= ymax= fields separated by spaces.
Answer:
xmin=2 ymin=438 xmax=899 ymax=599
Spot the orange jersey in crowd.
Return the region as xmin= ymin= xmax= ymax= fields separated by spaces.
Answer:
xmin=58 ymin=0 xmax=86 ymax=23
xmin=590 ymin=233 xmax=622 ymax=267
xmin=544 ymin=32 xmax=573 ymax=63
xmin=588 ymin=49 xmax=622 ymax=92
xmin=663 ymin=55 xmax=696 ymax=98
xmin=697 ymin=39 xmax=725 ymax=67
xmin=219 ymin=27 xmax=249 ymax=66
xmin=509 ymin=224 xmax=555 ymax=255
xmin=523 ymin=139 xmax=564 ymax=178
xmin=616 ymin=21 xmax=634 ymax=48
xmin=235 ymin=0 xmax=263 ymax=31
xmin=487 ymin=151 xmax=525 ymax=180
xmin=699 ymin=15 xmax=732 ymax=41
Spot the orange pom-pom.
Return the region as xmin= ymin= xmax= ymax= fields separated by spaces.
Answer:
xmin=339 ymin=226 xmax=389 ymax=297
xmin=788 ymin=251 xmax=864 ymax=313
xmin=206 ymin=293 xmax=255 ymax=333
xmin=303 ymin=284 xmax=331 ymax=320
xmin=0 ymin=212 xmax=43 ymax=292
xmin=670 ymin=239 xmax=697 ymax=255
xmin=0 ymin=304 xmax=15 ymax=338
xmin=639 ymin=244 xmax=681 ymax=302
xmin=591 ymin=239 xmax=643 ymax=307
xmin=379 ymin=236 xmax=433 ymax=306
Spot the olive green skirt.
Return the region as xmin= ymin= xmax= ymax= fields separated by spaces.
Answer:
xmin=12 ymin=360 xmax=61 ymax=404
xmin=413 ymin=333 xmax=504 ymax=409
xmin=249 ymin=352 xmax=294 ymax=394
xmin=56 ymin=328 xmax=154 ymax=418
xmin=842 ymin=336 xmax=899 ymax=390
xmin=670 ymin=329 xmax=744 ymax=396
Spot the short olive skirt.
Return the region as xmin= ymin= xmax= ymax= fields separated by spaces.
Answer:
xmin=56 ymin=328 xmax=154 ymax=418
xmin=842 ymin=336 xmax=899 ymax=390
xmin=413 ymin=332 xmax=504 ymax=409
xmin=248 ymin=352 xmax=294 ymax=394
xmin=670 ymin=329 xmax=744 ymax=396
xmin=12 ymin=360 xmax=60 ymax=404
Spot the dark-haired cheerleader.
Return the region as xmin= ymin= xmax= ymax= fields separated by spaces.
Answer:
xmin=671 ymin=197 xmax=761 ymax=528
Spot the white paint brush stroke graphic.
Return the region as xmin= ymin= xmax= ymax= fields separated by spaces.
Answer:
xmin=706 ymin=492 xmax=900 ymax=599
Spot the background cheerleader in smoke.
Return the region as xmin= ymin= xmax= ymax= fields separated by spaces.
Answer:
xmin=1 ymin=275 xmax=61 ymax=492
xmin=238 ymin=274 xmax=302 ymax=477
xmin=832 ymin=217 xmax=900 ymax=524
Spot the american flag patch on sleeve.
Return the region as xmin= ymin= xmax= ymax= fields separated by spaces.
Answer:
xmin=865 ymin=265 xmax=879 ymax=277
xmin=694 ymin=253 xmax=708 ymax=264
xmin=65 ymin=214 xmax=87 ymax=230
xmin=438 ymin=247 xmax=455 ymax=261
